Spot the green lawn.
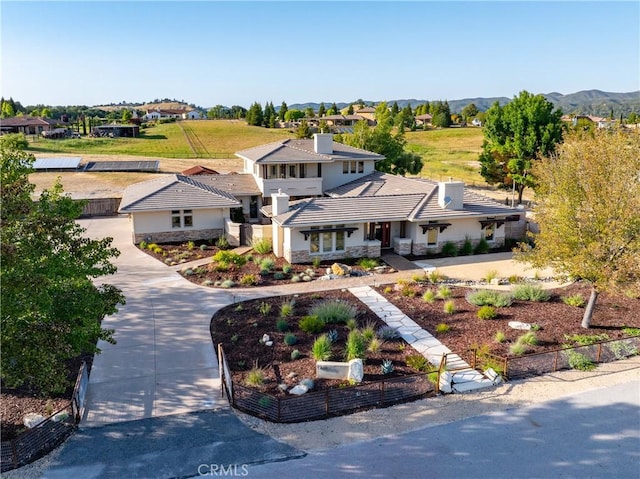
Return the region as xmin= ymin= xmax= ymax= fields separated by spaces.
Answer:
xmin=26 ymin=120 xmax=293 ymax=159
xmin=405 ymin=127 xmax=485 ymax=185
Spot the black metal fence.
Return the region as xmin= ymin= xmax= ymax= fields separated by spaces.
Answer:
xmin=1 ymin=362 xmax=89 ymax=473
xmin=468 ymin=336 xmax=640 ymax=380
xmin=218 ymin=345 xmax=435 ymax=423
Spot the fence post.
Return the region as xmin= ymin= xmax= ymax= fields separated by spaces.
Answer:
xmin=217 ymin=344 xmax=224 ymax=398
xmin=503 ymin=356 xmax=509 ymax=380
xmin=325 ymin=389 xmax=330 ymax=415
xmin=553 ymin=350 xmax=558 ymax=373
xmin=10 ymin=439 xmax=18 ymax=470
xmin=381 ymin=380 xmax=385 ymax=405
xmin=596 ymin=343 xmax=602 ymax=363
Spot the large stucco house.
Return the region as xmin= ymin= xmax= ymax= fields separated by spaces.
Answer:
xmin=119 ymin=133 xmax=525 ymax=262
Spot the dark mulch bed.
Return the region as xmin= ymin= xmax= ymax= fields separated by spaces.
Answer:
xmin=375 ymin=281 xmax=640 ymax=358
xmin=211 ymin=290 xmax=427 ymax=396
xmin=138 ymin=240 xmax=389 ymax=288
xmin=1 ymin=353 xmax=92 ymax=441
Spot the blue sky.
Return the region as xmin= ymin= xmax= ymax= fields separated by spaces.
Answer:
xmin=1 ymin=1 xmax=638 ymax=108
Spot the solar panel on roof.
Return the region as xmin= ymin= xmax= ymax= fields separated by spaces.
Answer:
xmin=83 ymin=161 xmax=159 ymax=172
xmin=33 ymin=157 xmax=82 ymax=170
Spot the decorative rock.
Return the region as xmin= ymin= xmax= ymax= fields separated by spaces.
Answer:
xmin=265 ymin=341 xmax=273 ymax=347
xmin=277 ymin=383 xmax=289 ymax=392
xmin=484 ymin=368 xmax=498 ymax=381
xmin=439 ymin=371 xmax=453 ymax=393
xmin=490 ymin=278 xmax=501 ymax=285
xmin=331 ymin=263 xmax=351 ymax=276
xmin=23 ymin=413 xmax=46 ymax=429
xmin=300 ymin=378 xmax=314 ymax=390
xmin=289 ymin=384 xmax=309 ymax=395
xmin=508 ymin=321 xmax=532 ymax=331
xmin=286 ymin=372 xmax=298 ymax=380
xmin=347 ymin=358 xmax=364 ymax=383
xmin=261 ymin=334 xmax=270 ymax=343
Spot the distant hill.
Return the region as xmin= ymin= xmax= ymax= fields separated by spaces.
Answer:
xmin=287 ymin=90 xmax=639 ymax=116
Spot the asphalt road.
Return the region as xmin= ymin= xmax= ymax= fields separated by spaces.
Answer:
xmin=247 ymin=380 xmax=640 ymax=479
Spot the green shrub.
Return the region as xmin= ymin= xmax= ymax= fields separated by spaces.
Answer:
xmin=275 ymin=318 xmax=289 ymax=332
xmin=213 ymin=250 xmax=247 ymax=268
xmin=273 ymin=272 xmax=285 ymax=280
xmin=279 ymin=300 xmax=295 ymax=318
xmin=258 ymin=302 xmax=272 ymax=316
xmin=484 ymin=269 xmax=499 ymax=283
xmin=466 ymin=290 xmax=513 ymax=307
xmin=357 ymin=258 xmax=379 ymax=271
xmin=406 ymin=354 xmax=430 ymax=371
xmin=345 ymin=318 xmax=358 ymax=331
xmin=564 ymin=333 xmax=609 ymax=346
xmin=259 ymin=258 xmax=275 ymax=271
xmin=401 ymin=284 xmax=419 ymax=297
xmin=187 ymin=241 xmax=195 ymax=251
xmin=252 ymin=239 xmax=272 ymax=254
xmin=477 ymin=305 xmax=497 ymax=320
xmin=326 ymin=329 xmax=339 ymax=343
xmin=367 ymin=337 xmax=384 ymax=354
xmin=622 ymin=327 xmax=640 ymax=337
xmin=428 ymin=269 xmax=444 ymax=284
xmin=443 ymin=300 xmax=456 ymax=314
xmin=508 ymin=275 xmax=523 ymax=284
xmin=563 ymin=348 xmax=596 ymax=371
xmin=200 ymin=244 xmax=208 ymax=251
xmin=345 ymin=330 xmax=366 ymax=360
xmin=139 ymin=241 xmax=148 ymax=250
xmin=435 ymin=323 xmax=450 ymax=333
xmin=239 ymin=274 xmax=258 ymax=286
xmin=282 ymin=264 xmax=293 ymax=274
xmin=215 ymin=236 xmax=230 ymax=249
xmin=474 ymin=238 xmax=490 ymax=254
xmin=220 ymin=279 xmax=235 ymax=288
xmin=291 ymin=274 xmax=301 ymax=283
xmin=383 ymin=286 xmax=393 ymax=294
xmin=437 ymin=285 xmax=452 ymax=300
xmin=311 ymin=335 xmax=333 ymax=361
xmin=245 ymin=365 xmax=266 ymax=386
xmin=494 ymin=331 xmax=506 ymax=343
xmin=440 ymin=241 xmax=458 ymax=257
xmin=299 ymin=315 xmax=325 ymax=334
xmin=455 ymin=237 xmax=471 ymax=256
xmin=377 ymin=326 xmax=400 ymax=340
xmin=509 ymin=342 xmax=527 ymax=356
xmin=361 ymin=321 xmax=377 ymax=343
xmin=312 ymin=256 xmax=322 ymax=268
xmin=512 ymin=284 xmax=550 ymax=302
xmin=518 ymin=331 xmax=538 ymax=346
xmin=284 ymin=333 xmax=298 ymax=346
xmin=609 ymin=340 xmax=639 ymax=359
xmin=310 ymin=300 xmax=357 ymax=324
xmin=562 ymin=294 xmax=586 ymax=307
xmin=422 ymin=290 xmax=436 ymax=304
xmin=291 ymin=349 xmax=301 ymax=360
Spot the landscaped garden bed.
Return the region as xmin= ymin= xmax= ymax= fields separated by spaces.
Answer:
xmin=210 ymin=290 xmax=436 ymax=398
xmin=374 ymin=279 xmax=640 ymax=373
xmin=138 ymin=239 xmax=391 ymax=288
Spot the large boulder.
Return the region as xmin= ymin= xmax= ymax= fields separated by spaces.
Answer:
xmin=331 ymin=263 xmax=352 ymax=276
xmin=347 ymin=359 xmax=364 ymax=383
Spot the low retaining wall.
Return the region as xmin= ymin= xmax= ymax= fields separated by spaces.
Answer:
xmin=133 ymin=228 xmax=223 ymax=244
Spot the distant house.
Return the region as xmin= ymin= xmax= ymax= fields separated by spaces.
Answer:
xmin=181 ymin=165 xmax=220 ymax=176
xmin=471 ymin=118 xmax=482 ymax=127
xmin=142 ymin=108 xmax=198 ymax=121
xmin=0 ymin=116 xmax=57 ymax=135
xmin=563 ymin=115 xmax=613 ymax=129
xmin=354 ymin=106 xmax=376 ymax=122
xmin=415 ymin=113 xmax=433 ymax=127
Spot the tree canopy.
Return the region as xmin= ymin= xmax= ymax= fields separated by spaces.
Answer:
xmin=516 ymin=129 xmax=640 ymax=328
xmin=1 ymin=145 xmax=125 ymax=394
xmin=479 ymin=90 xmax=564 ymax=203
xmin=336 ymin=102 xmax=423 ymax=176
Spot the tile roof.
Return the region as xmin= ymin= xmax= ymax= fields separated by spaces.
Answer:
xmin=119 ymin=174 xmax=240 ymax=212
xmin=273 ymin=194 xmax=426 ymax=226
xmin=277 ymin=172 xmax=521 ymax=226
xmin=192 ymin=173 xmax=261 ymax=196
xmin=181 ymin=165 xmax=219 ymax=175
xmin=0 ymin=116 xmax=57 ymax=127
xmin=235 ymin=138 xmax=384 ymax=164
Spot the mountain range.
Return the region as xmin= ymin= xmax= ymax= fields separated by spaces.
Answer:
xmin=287 ymin=90 xmax=639 ymax=117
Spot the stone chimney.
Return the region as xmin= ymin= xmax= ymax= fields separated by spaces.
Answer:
xmin=314 ymin=133 xmax=333 ymax=154
xmin=271 ymin=189 xmax=290 ymax=216
xmin=438 ymin=179 xmax=465 ymax=210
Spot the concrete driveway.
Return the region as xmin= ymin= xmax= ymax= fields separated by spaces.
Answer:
xmin=79 ymin=216 xmax=235 ymax=427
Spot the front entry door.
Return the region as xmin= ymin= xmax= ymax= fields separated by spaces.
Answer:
xmin=376 ymin=222 xmax=391 ymax=248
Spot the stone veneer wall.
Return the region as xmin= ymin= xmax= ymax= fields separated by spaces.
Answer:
xmin=134 ymin=228 xmax=223 ymax=244
xmin=412 ymin=238 xmax=506 ymax=256
xmin=289 ymin=242 xmax=382 ymax=264
xmin=393 ymin=238 xmax=412 ymax=256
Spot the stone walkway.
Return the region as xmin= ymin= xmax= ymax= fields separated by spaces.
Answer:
xmin=348 ymin=286 xmax=497 ymax=393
